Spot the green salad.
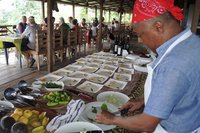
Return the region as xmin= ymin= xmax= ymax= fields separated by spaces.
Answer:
xmin=43 ymin=82 xmax=62 ymax=88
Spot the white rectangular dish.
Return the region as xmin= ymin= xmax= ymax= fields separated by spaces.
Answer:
xmin=101 ymin=64 xmax=118 ymax=71
xmin=104 ymin=78 xmax=127 ymax=90
xmin=76 ymin=58 xmax=88 ymax=62
xmin=118 ymin=67 xmax=134 ymax=74
xmin=64 ymin=65 xmax=82 ymax=72
xmin=62 ymin=77 xmax=82 ymax=86
xmin=79 ymin=66 xmax=99 ymax=73
xmin=104 ymin=61 xmax=118 ymax=66
xmin=86 ymin=62 xmax=102 ymax=68
xmin=95 ymin=69 xmax=115 ymax=77
xmin=68 ymin=71 xmax=91 ymax=79
xmin=118 ymin=63 xmax=133 ymax=69
xmin=77 ymin=81 xmax=103 ymax=93
xmin=52 ymin=69 xmax=73 ymax=77
xmin=90 ymin=59 xmax=105 ymax=64
xmin=113 ymin=73 xmax=132 ymax=82
xmin=72 ymin=61 xmax=86 ymax=66
xmin=86 ymin=73 xmax=109 ymax=84
xmin=38 ymin=74 xmax=63 ymax=82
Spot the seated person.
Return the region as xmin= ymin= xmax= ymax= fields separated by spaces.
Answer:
xmin=72 ymin=19 xmax=79 ymax=29
xmin=80 ymin=18 xmax=87 ymax=27
xmin=41 ymin=17 xmax=55 ymax=30
xmin=57 ymin=17 xmax=70 ymax=46
xmin=68 ymin=16 xmax=73 ymax=29
xmin=21 ymin=16 xmax=39 ymax=67
xmin=16 ymin=16 xmax=27 ymax=34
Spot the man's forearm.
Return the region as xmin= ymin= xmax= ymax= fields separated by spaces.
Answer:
xmin=112 ymin=113 xmax=160 ymax=133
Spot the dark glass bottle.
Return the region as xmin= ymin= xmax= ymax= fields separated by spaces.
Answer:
xmin=113 ymin=36 xmax=119 ymax=54
xmin=117 ymin=37 xmax=123 ymax=56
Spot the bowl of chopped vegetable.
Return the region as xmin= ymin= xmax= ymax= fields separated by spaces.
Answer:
xmin=97 ymin=91 xmax=130 ymax=107
xmin=43 ymin=81 xmax=64 ymax=91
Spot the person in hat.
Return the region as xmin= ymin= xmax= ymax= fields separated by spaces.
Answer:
xmin=96 ymin=0 xmax=200 ymax=132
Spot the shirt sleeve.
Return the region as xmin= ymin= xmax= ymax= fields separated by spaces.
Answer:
xmin=144 ymin=66 xmax=190 ymax=119
xmin=21 ymin=27 xmax=30 ymax=37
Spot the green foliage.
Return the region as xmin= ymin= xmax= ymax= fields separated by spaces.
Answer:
xmin=0 ymin=0 xmax=42 ymax=25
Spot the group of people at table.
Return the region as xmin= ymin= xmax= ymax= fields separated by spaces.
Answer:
xmin=6 ymin=14 xmax=120 ymax=68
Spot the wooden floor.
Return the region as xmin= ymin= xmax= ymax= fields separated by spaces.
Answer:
xmin=0 ymin=44 xmax=98 ymax=91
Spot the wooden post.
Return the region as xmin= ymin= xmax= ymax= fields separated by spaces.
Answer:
xmin=191 ymin=0 xmax=200 ymax=33
xmin=109 ymin=10 xmax=111 ymax=23
xmin=124 ymin=13 xmax=126 ymax=24
xmin=42 ymin=0 xmax=45 ymax=19
xmin=98 ymin=0 xmax=104 ymax=51
xmin=72 ymin=3 xmax=75 ymax=18
xmin=95 ymin=6 xmax=97 ymax=18
xmin=119 ymin=12 xmax=122 ymax=25
xmin=47 ymin=0 xmax=53 ymax=72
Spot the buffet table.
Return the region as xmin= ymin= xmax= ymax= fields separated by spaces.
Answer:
xmin=1 ymin=51 xmax=147 ymax=133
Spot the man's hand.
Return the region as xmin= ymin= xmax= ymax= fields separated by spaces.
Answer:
xmin=96 ymin=111 xmax=116 ymax=125
xmin=120 ymin=99 xmax=144 ymax=112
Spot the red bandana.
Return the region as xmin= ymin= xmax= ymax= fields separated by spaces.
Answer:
xmin=132 ymin=0 xmax=184 ymax=24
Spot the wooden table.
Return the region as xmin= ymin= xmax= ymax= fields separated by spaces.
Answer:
xmin=0 ymin=35 xmax=22 ymax=68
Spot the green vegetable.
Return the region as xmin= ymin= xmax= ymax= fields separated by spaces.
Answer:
xmin=44 ymin=82 xmax=62 ymax=88
xmin=47 ymin=102 xmax=58 ymax=106
xmin=91 ymin=106 xmax=97 ymax=113
xmin=43 ymin=91 xmax=71 ymax=107
xmin=101 ymin=103 xmax=108 ymax=111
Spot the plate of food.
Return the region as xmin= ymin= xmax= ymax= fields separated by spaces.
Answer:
xmin=101 ymin=64 xmax=118 ymax=71
xmin=79 ymin=66 xmax=99 ymax=73
xmin=108 ymin=58 xmax=119 ymax=62
xmin=90 ymin=59 xmax=105 ymax=64
xmin=79 ymin=102 xmax=119 ymax=131
xmin=76 ymin=58 xmax=88 ymax=62
xmin=72 ymin=61 xmax=86 ymax=67
xmin=97 ymin=91 xmax=130 ymax=107
xmin=113 ymin=73 xmax=132 ymax=82
xmin=55 ymin=121 xmax=103 ymax=133
xmin=64 ymin=65 xmax=82 ymax=72
xmin=77 ymin=81 xmax=103 ymax=93
xmin=104 ymin=79 xmax=127 ymax=90
xmin=86 ymin=55 xmax=99 ymax=59
xmin=104 ymin=61 xmax=118 ymax=66
xmin=62 ymin=77 xmax=82 ymax=86
xmin=118 ymin=67 xmax=134 ymax=74
xmin=95 ymin=69 xmax=115 ymax=77
xmin=43 ymin=81 xmax=64 ymax=91
xmin=38 ymin=74 xmax=63 ymax=82
xmin=68 ymin=71 xmax=91 ymax=79
xmin=86 ymin=63 xmax=102 ymax=68
xmin=118 ymin=63 xmax=133 ymax=69
xmin=87 ymin=74 xmax=108 ymax=84
xmin=52 ymin=69 xmax=73 ymax=77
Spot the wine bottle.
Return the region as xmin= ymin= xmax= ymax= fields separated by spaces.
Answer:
xmin=113 ymin=36 xmax=118 ymax=54
xmin=117 ymin=37 xmax=122 ymax=56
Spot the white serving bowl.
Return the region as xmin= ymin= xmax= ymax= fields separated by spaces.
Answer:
xmin=134 ymin=64 xmax=148 ymax=73
xmin=55 ymin=121 xmax=104 ymax=133
xmin=97 ymin=91 xmax=130 ymax=107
